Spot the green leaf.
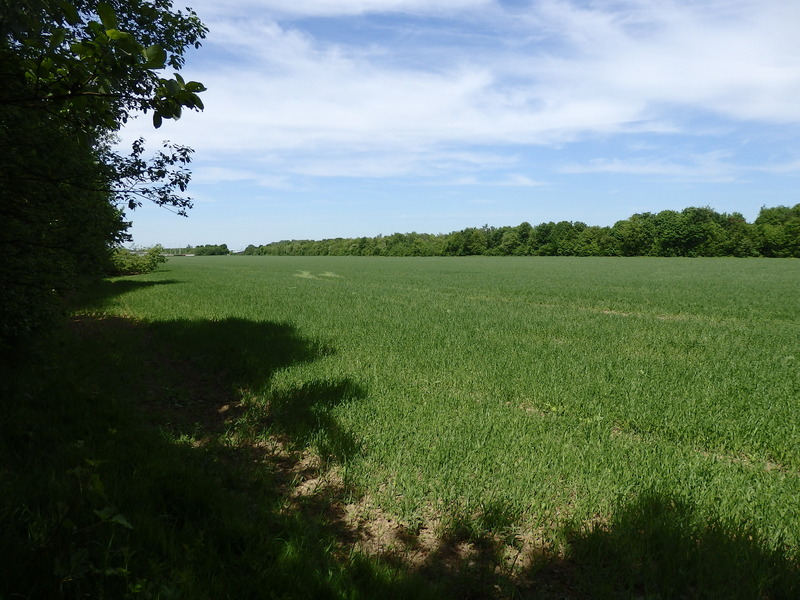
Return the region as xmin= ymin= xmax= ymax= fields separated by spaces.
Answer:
xmin=97 ymin=2 xmax=118 ymax=30
xmin=94 ymin=507 xmax=134 ymax=529
xmin=109 ymin=31 xmax=140 ymax=55
xmin=50 ymin=27 xmax=67 ymax=48
xmin=165 ymin=78 xmax=180 ymax=96
xmin=88 ymin=20 xmax=106 ymax=38
xmin=61 ymin=1 xmax=81 ymax=26
xmin=38 ymin=57 xmax=54 ymax=78
xmin=111 ymin=513 xmax=134 ymax=529
xmin=153 ymin=112 xmax=163 ymax=128
xmin=143 ymin=45 xmax=167 ymax=69
xmin=94 ymin=507 xmax=115 ymax=520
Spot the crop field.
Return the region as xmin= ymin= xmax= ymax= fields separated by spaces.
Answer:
xmin=73 ymin=255 xmax=799 ymax=595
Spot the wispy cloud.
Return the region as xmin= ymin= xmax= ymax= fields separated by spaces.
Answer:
xmin=121 ymin=0 xmax=800 ymax=249
xmin=136 ymin=1 xmax=800 ymax=160
xmin=188 ymin=0 xmax=491 ymax=18
xmin=525 ymin=0 xmax=800 ymax=124
xmin=560 ymin=151 xmax=740 ymax=183
xmin=756 ymin=160 xmax=800 ymax=175
xmin=451 ymin=174 xmax=545 ymax=187
xmin=189 ymin=166 xmax=295 ymax=189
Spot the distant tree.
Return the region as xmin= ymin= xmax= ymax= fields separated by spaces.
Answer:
xmin=459 ymin=228 xmax=488 ymax=255
xmin=498 ymin=229 xmax=522 ymax=255
xmin=679 ymin=207 xmax=727 ymax=257
xmin=612 ymin=213 xmax=658 ymax=256
xmin=528 ymin=222 xmax=551 ymax=255
xmin=552 ymin=221 xmax=583 ymax=255
xmin=193 ymin=244 xmax=230 ymax=255
xmin=239 ymin=205 xmax=795 ymax=260
xmin=720 ymin=213 xmax=758 ymax=257
xmin=443 ymin=231 xmax=465 ymax=256
xmin=755 ymin=204 xmax=800 ymax=257
xmin=653 ymin=210 xmax=685 ymax=256
xmin=514 ymin=222 xmax=534 ymax=255
xmin=574 ymin=225 xmax=617 ymax=256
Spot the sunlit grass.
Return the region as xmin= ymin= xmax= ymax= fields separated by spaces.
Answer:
xmin=95 ymin=256 xmax=800 ymax=551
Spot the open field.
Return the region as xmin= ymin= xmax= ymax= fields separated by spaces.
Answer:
xmin=4 ymin=256 xmax=800 ymax=598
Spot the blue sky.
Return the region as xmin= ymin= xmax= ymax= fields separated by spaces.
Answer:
xmin=120 ymin=0 xmax=800 ymax=250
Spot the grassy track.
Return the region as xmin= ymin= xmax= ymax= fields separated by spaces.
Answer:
xmin=88 ymin=257 xmax=800 ymax=537
xmin=6 ymin=255 xmax=798 ymax=598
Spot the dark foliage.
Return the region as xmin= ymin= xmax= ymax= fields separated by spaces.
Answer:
xmin=0 ymin=0 xmax=206 ymax=345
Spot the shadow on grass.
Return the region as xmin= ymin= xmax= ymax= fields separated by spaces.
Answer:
xmin=518 ymin=491 xmax=800 ymax=599
xmin=75 ymin=277 xmax=183 ymax=311
xmin=3 ymin=298 xmax=799 ymax=598
xmin=0 ymin=313 xmax=438 ymax=599
xmin=140 ymin=316 xmax=362 ymax=464
xmin=362 ymin=489 xmax=800 ymax=599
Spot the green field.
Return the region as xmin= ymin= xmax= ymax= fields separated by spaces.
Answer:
xmin=5 ymin=256 xmax=800 ymax=598
xmin=91 ymin=258 xmax=800 ymax=529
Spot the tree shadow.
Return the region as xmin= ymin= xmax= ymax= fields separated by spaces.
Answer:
xmin=263 ymin=379 xmax=365 ymax=462
xmin=2 ymin=312 xmax=445 ymax=598
xmin=6 ymin=301 xmax=800 ymax=599
xmin=132 ymin=317 xmax=361 ymax=462
xmin=74 ymin=278 xmax=183 ymax=312
xmin=521 ymin=491 xmax=800 ymax=599
xmin=148 ymin=316 xmax=329 ymax=391
xmin=348 ymin=488 xmax=800 ymax=599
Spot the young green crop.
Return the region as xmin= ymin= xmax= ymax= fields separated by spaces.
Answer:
xmin=89 ymin=258 xmax=799 ymax=516
xmin=74 ymin=255 xmax=800 ymax=596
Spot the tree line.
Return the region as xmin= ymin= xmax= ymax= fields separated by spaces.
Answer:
xmin=163 ymin=243 xmax=230 ymax=255
xmin=244 ymin=205 xmax=800 ymax=259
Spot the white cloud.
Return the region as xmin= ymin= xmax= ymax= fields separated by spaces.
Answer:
xmin=189 ymin=166 xmax=295 ymax=189
xmin=757 ymin=160 xmax=800 ymax=175
xmin=189 ymin=0 xmax=491 ymax=19
xmin=561 ymin=151 xmax=739 ymax=182
xmin=452 ymin=174 xmax=545 ymax=187
xmin=121 ymin=0 xmax=800 ymax=184
xmin=525 ymin=0 xmax=800 ymax=124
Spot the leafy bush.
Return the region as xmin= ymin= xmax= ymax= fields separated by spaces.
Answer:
xmin=193 ymin=243 xmax=230 ymax=255
xmin=108 ymin=245 xmax=167 ymax=276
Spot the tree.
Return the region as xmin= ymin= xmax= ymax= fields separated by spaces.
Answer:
xmin=1 ymin=0 xmax=206 ymax=344
xmin=193 ymin=244 xmax=230 ymax=256
xmin=612 ymin=213 xmax=658 ymax=256
xmin=574 ymin=225 xmax=616 ymax=256
xmin=679 ymin=206 xmax=727 ymax=257
xmin=719 ymin=212 xmax=757 ymax=257
xmin=498 ymin=229 xmax=522 ymax=255
xmin=108 ymin=244 xmax=167 ymax=275
xmin=755 ymin=205 xmax=800 ymax=257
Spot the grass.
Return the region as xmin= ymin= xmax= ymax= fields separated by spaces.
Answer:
xmin=3 ymin=255 xmax=799 ymax=598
